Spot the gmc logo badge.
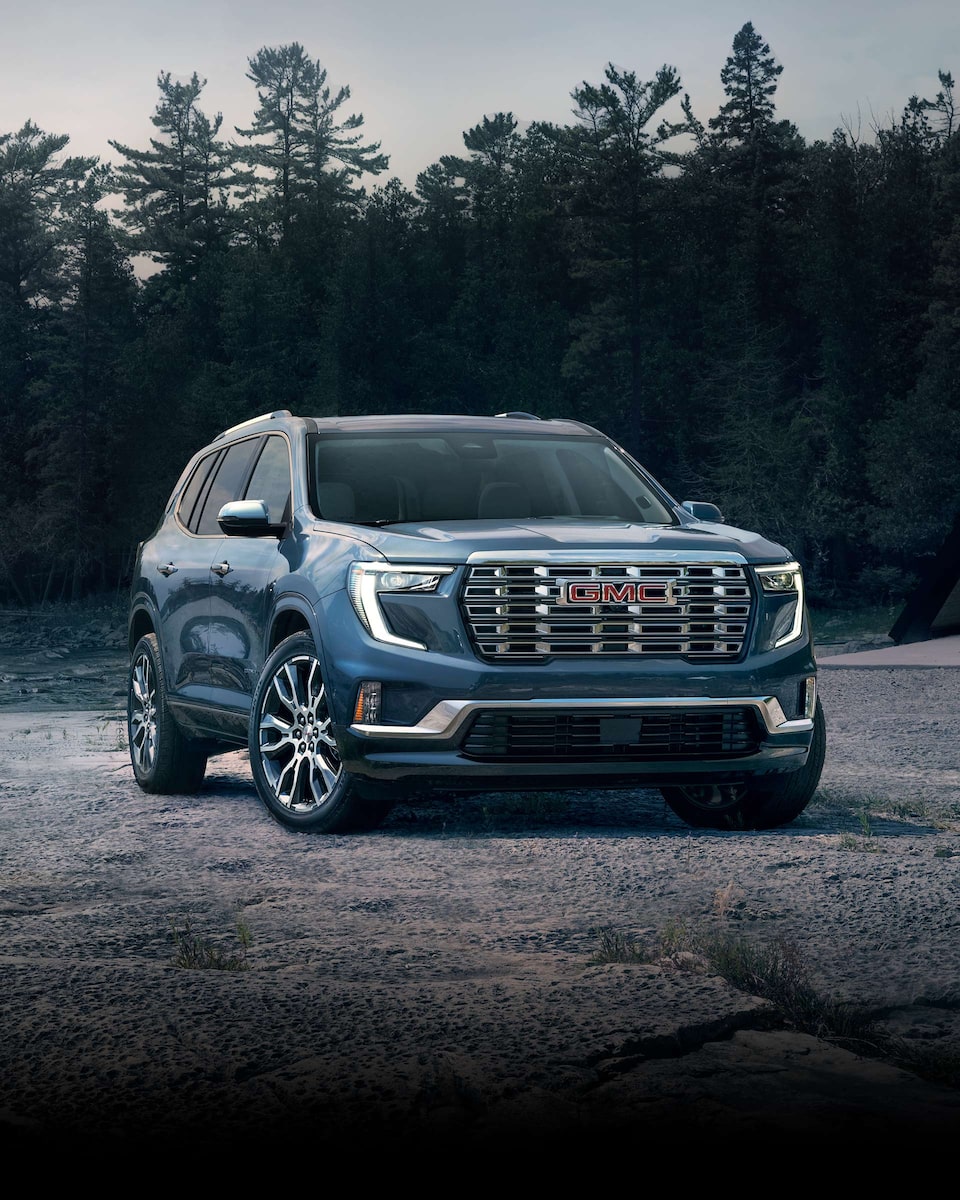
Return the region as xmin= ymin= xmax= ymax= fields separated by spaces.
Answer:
xmin=560 ymin=580 xmax=674 ymax=604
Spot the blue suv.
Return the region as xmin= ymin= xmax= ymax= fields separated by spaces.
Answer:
xmin=127 ymin=411 xmax=824 ymax=833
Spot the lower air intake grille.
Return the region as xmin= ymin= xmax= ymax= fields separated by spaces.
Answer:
xmin=461 ymin=708 xmax=761 ymax=762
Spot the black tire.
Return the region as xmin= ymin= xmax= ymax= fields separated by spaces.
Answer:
xmin=128 ymin=633 xmax=208 ymax=794
xmin=248 ymin=632 xmax=393 ymax=833
xmin=660 ymin=698 xmax=826 ymax=831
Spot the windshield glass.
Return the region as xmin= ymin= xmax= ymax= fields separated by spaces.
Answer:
xmin=308 ymin=431 xmax=675 ymax=525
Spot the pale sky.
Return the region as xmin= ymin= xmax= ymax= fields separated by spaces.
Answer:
xmin=2 ymin=0 xmax=959 ymax=188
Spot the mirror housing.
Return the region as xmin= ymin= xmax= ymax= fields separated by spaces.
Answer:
xmin=218 ymin=499 xmax=285 ymax=537
xmin=682 ymin=500 xmax=724 ymax=523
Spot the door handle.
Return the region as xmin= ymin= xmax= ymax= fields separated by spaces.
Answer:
xmin=211 ymin=561 xmax=232 ymax=577
xmin=157 ymin=562 xmax=178 ymax=576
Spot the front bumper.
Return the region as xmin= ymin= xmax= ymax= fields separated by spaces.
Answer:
xmin=337 ymin=694 xmax=814 ymax=790
xmin=318 ymin=586 xmax=818 ymax=792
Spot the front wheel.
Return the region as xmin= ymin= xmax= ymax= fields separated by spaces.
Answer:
xmin=248 ymin=632 xmax=393 ymax=833
xmin=660 ymin=698 xmax=826 ymax=831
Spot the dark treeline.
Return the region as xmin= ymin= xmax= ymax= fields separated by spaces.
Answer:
xmin=2 ymin=24 xmax=958 ymax=608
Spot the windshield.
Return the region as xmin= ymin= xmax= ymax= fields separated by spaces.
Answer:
xmin=307 ymin=432 xmax=676 ymax=525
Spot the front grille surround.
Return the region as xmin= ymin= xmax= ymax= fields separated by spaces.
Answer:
xmin=461 ymin=558 xmax=754 ymax=660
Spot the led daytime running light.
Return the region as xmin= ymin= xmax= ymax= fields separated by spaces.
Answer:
xmin=756 ymin=561 xmax=804 ymax=647
xmin=347 ymin=562 xmax=455 ymax=650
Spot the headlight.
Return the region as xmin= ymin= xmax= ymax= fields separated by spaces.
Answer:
xmin=347 ymin=562 xmax=455 ymax=650
xmin=756 ymin=561 xmax=804 ymax=649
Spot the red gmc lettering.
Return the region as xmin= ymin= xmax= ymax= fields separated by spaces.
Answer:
xmin=564 ymin=582 xmax=669 ymax=603
xmin=602 ymin=583 xmax=635 ymax=603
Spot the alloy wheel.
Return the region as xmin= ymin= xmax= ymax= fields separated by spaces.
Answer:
xmin=257 ymin=652 xmax=342 ymax=813
xmin=129 ymin=650 xmax=158 ymax=774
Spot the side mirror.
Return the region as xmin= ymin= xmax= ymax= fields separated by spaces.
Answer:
xmin=682 ymin=500 xmax=724 ymax=523
xmin=218 ymin=499 xmax=284 ymax=537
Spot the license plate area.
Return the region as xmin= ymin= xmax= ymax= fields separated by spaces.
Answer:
xmin=598 ymin=717 xmax=643 ymax=744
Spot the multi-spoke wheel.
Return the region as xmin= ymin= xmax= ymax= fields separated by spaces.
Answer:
xmin=248 ymin=633 xmax=393 ymax=833
xmin=127 ymin=633 xmax=207 ymax=793
xmin=660 ymin=699 xmax=826 ymax=830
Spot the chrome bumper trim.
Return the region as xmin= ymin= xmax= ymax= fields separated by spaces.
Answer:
xmin=350 ymin=696 xmax=813 ymax=741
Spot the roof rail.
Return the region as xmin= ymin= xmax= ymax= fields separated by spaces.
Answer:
xmin=214 ymin=410 xmax=293 ymax=441
xmin=495 ymin=410 xmax=540 ymax=420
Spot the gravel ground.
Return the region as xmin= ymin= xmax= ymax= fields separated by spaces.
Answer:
xmin=2 ymin=635 xmax=960 ymax=1157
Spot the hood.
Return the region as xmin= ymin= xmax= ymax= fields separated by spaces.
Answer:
xmin=347 ymin=518 xmax=794 ymax=565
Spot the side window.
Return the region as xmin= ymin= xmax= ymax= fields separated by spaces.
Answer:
xmin=244 ymin=435 xmax=292 ymax=525
xmin=177 ymin=451 xmax=220 ymax=534
xmin=194 ymin=439 xmax=259 ymax=536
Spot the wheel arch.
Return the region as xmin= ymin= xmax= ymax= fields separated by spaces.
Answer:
xmin=267 ymin=595 xmax=321 ymax=655
xmin=128 ymin=599 xmax=158 ymax=653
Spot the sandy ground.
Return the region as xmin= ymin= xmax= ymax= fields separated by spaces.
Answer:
xmin=3 ymin=638 xmax=960 ymax=1158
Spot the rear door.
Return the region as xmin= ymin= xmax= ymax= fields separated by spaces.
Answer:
xmin=174 ymin=436 xmax=262 ymax=703
xmin=150 ymin=447 xmax=222 ymax=701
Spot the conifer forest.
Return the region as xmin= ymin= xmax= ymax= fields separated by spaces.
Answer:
xmin=1 ymin=23 xmax=958 ymax=608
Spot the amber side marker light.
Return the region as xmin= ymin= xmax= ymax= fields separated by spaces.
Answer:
xmin=354 ymin=681 xmax=382 ymax=724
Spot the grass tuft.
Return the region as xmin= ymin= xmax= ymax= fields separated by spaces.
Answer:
xmin=589 ymin=927 xmax=650 ymax=964
xmin=170 ymin=915 xmax=252 ymax=971
xmin=590 ymin=918 xmax=960 ymax=1086
xmin=645 ymin=922 xmax=876 ymax=1045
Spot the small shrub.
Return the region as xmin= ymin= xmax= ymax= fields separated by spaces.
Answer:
xmin=170 ymin=915 xmax=251 ymax=971
xmin=713 ymin=881 xmax=746 ymax=919
xmin=658 ymin=916 xmax=691 ymax=955
xmin=694 ymin=931 xmax=878 ymax=1046
xmin=890 ymin=800 xmax=930 ymax=822
xmin=837 ymin=832 xmax=883 ymax=853
xmin=589 ymin=927 xmax=649 ymax=964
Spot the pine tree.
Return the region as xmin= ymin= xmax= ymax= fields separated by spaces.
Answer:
xmin=0 ymin=121 xmax=95 ymax=304
xmin=110 ymin=72 xmax=241 ymax=276
xmin=562 ymin=64 xmax=685 ymax=447
xmin=709 ymin=22 xmax=784 ymax=143
xmin=921 ymin=71 xmax=957 ymax=142
xmin=236 ymin=43 xmax=388 ymax=238
xmin=29 ymin=166 xmax=138 ymax=600
xmin=0 ymin=121 xmax=96 ymax=602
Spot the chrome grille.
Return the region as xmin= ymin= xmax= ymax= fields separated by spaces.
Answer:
xmin=461 ymin=561 xmax=753 ymax=659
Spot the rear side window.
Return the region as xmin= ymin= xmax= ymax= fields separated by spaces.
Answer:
xmin=194 ymin=439 xmax=260 ymax=536
xmin=244 ymin=435 xmax=292 ymax=524
xmin=177 ymin=451 xmax=220 ymax=534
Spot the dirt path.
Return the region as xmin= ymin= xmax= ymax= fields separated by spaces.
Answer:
xmin=2 ymin=650 xmax=960 ymax=1154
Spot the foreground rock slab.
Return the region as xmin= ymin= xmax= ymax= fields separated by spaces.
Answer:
xmin=2 ymin=668 xmax=960 ymax=1151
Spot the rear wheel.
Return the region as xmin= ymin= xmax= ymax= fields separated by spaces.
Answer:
xmin=128 ymin=634 xmax=207 ymax=794
xmin=660 ymin=699 xmax=826 ymax=831
xmin=249 ymin=632 xmax=393 ymax=833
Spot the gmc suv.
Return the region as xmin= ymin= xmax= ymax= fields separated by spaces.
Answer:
xmin=126 ymin=411 xmax=825 ymax=833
